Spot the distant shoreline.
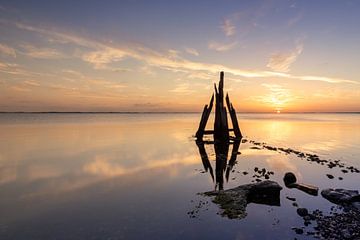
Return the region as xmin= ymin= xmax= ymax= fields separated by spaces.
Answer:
xmin=0 ymin=112 xmax=359 ymax=114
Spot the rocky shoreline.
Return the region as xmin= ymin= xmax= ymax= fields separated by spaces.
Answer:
xmin=192 ymin=138 xmax=360 ymax=239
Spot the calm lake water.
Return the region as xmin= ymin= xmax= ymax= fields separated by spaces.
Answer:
xmin=0 ymin=113 xmax=359 ymax=239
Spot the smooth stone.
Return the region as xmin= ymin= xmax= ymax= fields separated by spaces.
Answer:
xmin=284 ymin=172 xmax=297 ymax=186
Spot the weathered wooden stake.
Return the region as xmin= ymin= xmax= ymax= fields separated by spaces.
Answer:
xmin=226 ymin=94 xmax=242 ymax=139
xmin=195 ymin=94 xmax=214 ymax=139
xmin=195 ymin=71 xmax=242 ymax=141
xmin=214 ymin=72 xmax=229 ymax=141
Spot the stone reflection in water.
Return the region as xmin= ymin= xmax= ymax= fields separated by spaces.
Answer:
xmin=196 ymin=139 xmax=240 ymax=190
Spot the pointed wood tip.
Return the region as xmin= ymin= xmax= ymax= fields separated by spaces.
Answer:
xmin=220 ymin=71 xmax=224 ymax=78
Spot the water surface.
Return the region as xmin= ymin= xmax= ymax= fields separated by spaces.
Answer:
xmin=0 ymin=113 xmax=359 ymax=239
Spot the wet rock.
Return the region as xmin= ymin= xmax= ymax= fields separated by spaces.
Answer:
xmin=321 ymin=189 xmax=360 ymax=204
xmin=203 ymin=181 xmax=282 ymax=219
xmin=284 ymin=172 xmax=297 ymax=186
xmin=297 ymin=208 xmax=309 ymax=217
xmin=292 ymin=227 xmax=304 ymax=235
xmin=250 ymin=146 xmax=261 ymax=150
xmin=286 ymin=196 xmax=296 ymax=201
xmin=306 ymin=208 xmax=360 ymax=240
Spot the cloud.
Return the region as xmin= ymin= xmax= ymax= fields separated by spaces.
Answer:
xmin=0 ymin=43 xmax=16 ymax=57
xmin=267 ymin=43 xmax=303 ymax=72
xmin=20 ymin=44 xmax=65 ymax=59
xmin=221 ymin=19 xmax=236 ymax=36
xmin=169 ymin=82 xmax=195 ymax=94
xmin=184 ymin=47 xmax=199 ymax=56
xmin=12 ymin=21 xmax=358 ymax=84
xmin=23 ymin=80 xmax=40 ymax=86
xmin=0 ymin=61 xmax=31 ymax=75
xmin=208 ymin=41 xmax=238 ymax=52
xmin=250 ymin=84 xmax=294 ymax=109
xmin=82 ymin=47 xmax=127 ymax=69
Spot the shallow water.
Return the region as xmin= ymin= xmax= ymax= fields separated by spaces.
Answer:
xmin=0 ymin=113 xmax=359 ymax=239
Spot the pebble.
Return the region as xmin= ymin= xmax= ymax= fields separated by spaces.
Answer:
xmin=326 ymin=174 xmax=334 ymax=179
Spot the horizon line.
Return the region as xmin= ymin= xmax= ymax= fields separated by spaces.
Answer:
xmin=0 ymin=111 xmax=359 ymax=114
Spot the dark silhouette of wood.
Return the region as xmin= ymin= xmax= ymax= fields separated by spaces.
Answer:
xmin=214 ymin=140 xmax=229 ymax=190
xmin=226 ymin=94 xmax=242 ymax=138
xmin=195 ymin=94 xmax=214 ymax=139
xmin=196 ymin=138 xmax=242 ymax=191
xmin=214 ymin=72 xmax=229 ymax=141
xmin=195 ymin=71 xmax=243 ymax=141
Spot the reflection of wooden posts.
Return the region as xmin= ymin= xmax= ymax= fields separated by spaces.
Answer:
xmin=195 ymin=139 xmax=242 ymax=191
xmin=196 ymin=140 xmax=214 ymax=181
xmin=225 ymin=139 xmax=240 ymax=181
xmin=214 ymin=140 xmax=229 ymax=191
xmin=195 ymin=71 xmax=242 ymax=141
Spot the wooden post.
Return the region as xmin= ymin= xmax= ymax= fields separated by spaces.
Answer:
xmin=214 ymin=71 xmax=229 ymax=142
xmin=226 ymin=93 xmax=242 ymax=139
xmin=195 ymin=94 xmax=214 ymax=139
xmin=195 ymin=71 xmax=243 ymax=141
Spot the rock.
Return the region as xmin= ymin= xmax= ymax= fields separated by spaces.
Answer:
xmin=284 ymin=172 xmax=297 ymax=186
xmin=286 ymin=196 xmax=296 ymax=201
xmin=321 ymin=189 xmax=360 ymax=204
xmin=292 ymin=228 xmax=304 ymax=234
xmin=297 ymin=208 xmax=309 ymax=217
xmin=326 ymin=174 xmax=334 ymax=179
xmin=203 ymin=180 xmax=282 ymax=219
xmin=294 ymin=183 xmax=319 ymax=196
xmin=250 ymin=146 xmax=261 ymax=150
xmin=283 ymin=173 xmax=318 ymax=196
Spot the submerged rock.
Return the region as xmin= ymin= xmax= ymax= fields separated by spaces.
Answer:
xmin=297 ymin=208 xmax=309 ymax=217
xmin=204 ymin=180 xmax=282 ymax=219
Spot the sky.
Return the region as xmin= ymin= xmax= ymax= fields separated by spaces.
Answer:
xmin=0 ymin=0 xmax=359 ymax=112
